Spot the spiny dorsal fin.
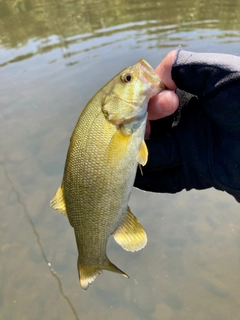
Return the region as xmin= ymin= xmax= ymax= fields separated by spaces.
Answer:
xmin=112 ymin=206 xmax=147 ymax=252
xmin=136 ymin=140 xmax=148 ymax=166
xmin=50 ymin=186 xmax=67 ymax=216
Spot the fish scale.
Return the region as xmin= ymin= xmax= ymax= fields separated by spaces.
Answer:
xmin=50 ymin=59 xmax=165 ymax=289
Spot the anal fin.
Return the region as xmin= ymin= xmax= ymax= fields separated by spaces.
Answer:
xmin=112 ymin=207 xmax=147 ymax=252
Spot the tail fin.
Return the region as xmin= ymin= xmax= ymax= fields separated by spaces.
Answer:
xmin=77 ymin=257 xmax=129 ymax=290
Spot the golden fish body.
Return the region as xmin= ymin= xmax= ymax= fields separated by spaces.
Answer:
xmin=50 ymin=60 xmax=164 ymax=289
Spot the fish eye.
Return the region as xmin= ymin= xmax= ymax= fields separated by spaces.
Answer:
xmin=121 ymin=73 xmax=132 ymax=83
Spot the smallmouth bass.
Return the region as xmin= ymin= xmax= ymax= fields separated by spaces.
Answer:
xmin=50 ymin=60 xmax=165 ymax=289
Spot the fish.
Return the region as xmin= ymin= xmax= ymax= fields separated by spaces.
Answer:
xmin=50 ymin=59 xmax=165 ymax=290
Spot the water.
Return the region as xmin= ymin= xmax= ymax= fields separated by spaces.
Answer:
xmin=1 ymin=0 xmax=240 ymax=319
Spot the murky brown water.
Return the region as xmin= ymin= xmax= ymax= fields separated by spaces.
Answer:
xmin=1 ymin=0 xmax=240 ymax=319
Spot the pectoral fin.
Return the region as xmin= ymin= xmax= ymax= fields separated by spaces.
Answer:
xmin=106 ymin=129 xmax=131 ymax=164
xmin=136 ymin=140 xmax=148 ymax=166
xmin=112 ymin=207 xmax=147 ymax=252
xmin=50 ymin=185 xmax=67 ymax=216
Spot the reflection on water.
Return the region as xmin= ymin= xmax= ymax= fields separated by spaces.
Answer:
xmin=0 ymin=20 xmax=223 ymax=67
xmin=1 ymin=0 xmax=240 ymax=319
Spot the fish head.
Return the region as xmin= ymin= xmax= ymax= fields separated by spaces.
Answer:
xmin=102 ymin=59 xmax=165 ymax=125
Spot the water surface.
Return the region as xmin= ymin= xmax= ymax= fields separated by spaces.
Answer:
xmin=1 ymin=0 xmax=240 ymax=319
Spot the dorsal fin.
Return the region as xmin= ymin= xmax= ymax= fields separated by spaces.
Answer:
xmin=50 ymin=186 xmax=67 ymax=216
xmin=112 ymin=206 xmax=147 ymax=252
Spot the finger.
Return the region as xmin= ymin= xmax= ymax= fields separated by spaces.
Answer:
xmin=148 ymin=90 xmax=179 ymax=120
xmin=147 ymin=50 xmax=179 ymax=121
xmin=156 ymin=50 xmax=178 ymax=90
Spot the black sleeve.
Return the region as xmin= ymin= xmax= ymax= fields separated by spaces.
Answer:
xmin=173 ymin=50 xmax=240 ymax=201
xmin=172 ymin=49 xmax=240 ymax=131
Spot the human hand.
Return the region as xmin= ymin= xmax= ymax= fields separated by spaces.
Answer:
xmin=135 ymin=49 xmax=240 ymax=202
xmin=146 ymin=50 xmax=179 ymax=137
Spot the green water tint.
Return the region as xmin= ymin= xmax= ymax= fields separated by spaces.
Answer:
xmin=1 ymin=0 xmax=240 ymax=319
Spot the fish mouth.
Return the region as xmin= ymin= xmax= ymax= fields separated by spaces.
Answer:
xmin=138 ymin=59 xmax=166 ymax=93
xmin=138 ymin=59 xmax=155 ymax=71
